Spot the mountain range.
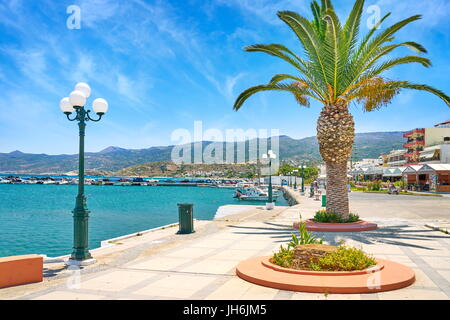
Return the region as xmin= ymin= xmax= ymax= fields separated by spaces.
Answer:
xmin=0 ymin=131 xmax=406 ymax=174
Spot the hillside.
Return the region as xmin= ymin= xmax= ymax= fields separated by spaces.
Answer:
xmin=116 ymin=161 xmax=258 ymax=178
xmin=0 ymin=131 xmax=405 ymax=174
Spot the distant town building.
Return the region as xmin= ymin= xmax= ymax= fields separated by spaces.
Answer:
xmin=403 ymin=121 xmax=450 ymax=164
xmin=348 ymin=120 xmax=450 ymax=191
xmin=348 ymin=158 xmax=381 ymax=169
xmin=385 ymin=149 xmax=407 ymax=167
xmin=434 ymin=119 xmax=450 ymax=129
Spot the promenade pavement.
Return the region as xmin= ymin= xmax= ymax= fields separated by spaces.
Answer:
xmin=1 ymin=189 xmax=449 ymax=300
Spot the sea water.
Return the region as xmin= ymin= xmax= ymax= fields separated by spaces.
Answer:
xmin=0 ymin=184 xmax=288 ymax=257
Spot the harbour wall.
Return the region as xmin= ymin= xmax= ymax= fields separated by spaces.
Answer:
xmin=282 ymin=186 xmax=302 ymax=206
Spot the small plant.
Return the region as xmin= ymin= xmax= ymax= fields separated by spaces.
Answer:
xmin=272 ymin=245 xmax=294 ymax=268
xmin=273 ymin=223 xmax=323 ymax=268
xmin=288 ymin=222 xmax=323 ymax=248
xmin=394 ymin=179 xmax=407 ymax=191
xmin=367 ymin=180 xmax=382 ymax=191
xmin=309 ymin=246 xmax=377 ymax=271
xmin=313 ymin=210 xmax=359 ymax=223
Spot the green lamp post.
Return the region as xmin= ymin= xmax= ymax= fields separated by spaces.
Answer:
xmin=262 ymin=150 xmax=276 ymax=209
xmin=293 ymin=169 xmax=298 ymax=190
xmin=300 ymin=163 xmax=305 ymax=193
xmin=60 ymin=83 xmax=109 ymax=265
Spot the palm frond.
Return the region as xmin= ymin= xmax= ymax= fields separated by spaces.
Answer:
xmin=322 ymin=9 xmax=341 ymax=98
xmin=321 ymin=0 xmax=334 ymax=11
xmin=245 ymin=44 xmax=305 ymax=71
xmin=277 ymin=10 xmax=329 ymax=86
xmin=311 ymin=1 xmax=324 ymax=36
xmin=269 ymin=74 xmax=304 ymax=84
xmin=363 ymin=56 xmax=431 ymax=79
xmin=233 ymin=0 xmax=449 ymax=112
xmin=245 ymin=43 xmax=325 ymax=98
xmin=348 ymin=41 xmax=429 ymax=92
xmin=390 ymin=81 xmax=450 ymax=106
xmin=233 ymin=83 xmax=313 ymax=111
xmin=348 ymin=78 xmax=450 ymax=110
xmin=350 ymin=77 xmax=400 ymax=111
xmin=356 ymin=15 xmax=422 ymax=63
xmin=355 ymin=12 xmax=391 ymax=58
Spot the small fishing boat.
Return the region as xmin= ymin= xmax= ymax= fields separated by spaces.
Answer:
xmin=102 ymin=178 xmax=115 ymax=186
xmin=116 ymin=178 xmax=132 ymax=186
xmin=234 ymin=183 xmax=276 ymax=201
xmin=132 ymin=177 xmax=146 ymax=186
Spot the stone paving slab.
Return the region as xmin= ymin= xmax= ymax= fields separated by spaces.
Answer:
xmin=1 ymin=188 xmax=449 ymax=300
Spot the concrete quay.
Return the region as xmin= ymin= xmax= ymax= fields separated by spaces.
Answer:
xmin=1 ymin=188 xmax=449 ymax=300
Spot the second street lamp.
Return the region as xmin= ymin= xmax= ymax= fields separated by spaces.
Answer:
xmin=300 ymin=163 xmax=305 ymax=194
xmin=262 ymin=150 xmax=276 ymax=210
xmin=60 ymin=82 xmax=108 ymax=266
xmin=293 ymin=169 xmax=298 ymax=190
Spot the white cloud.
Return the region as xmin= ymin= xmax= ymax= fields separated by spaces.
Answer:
xmin=214 ymin=0 xmax=309 ymax=25
xmin=78 ymin=0 xmax=120 ymax=28
xmin=373 ymin=0 xmax=450 ymax=28
xmin=71 ymin=54 xmax=95 ymax=83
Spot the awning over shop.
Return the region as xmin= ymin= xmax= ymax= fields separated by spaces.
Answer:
xmin=417 ymin=164 xmax=450 ymax=174
xmin=402 ymin=165 xmax=423 ymax=174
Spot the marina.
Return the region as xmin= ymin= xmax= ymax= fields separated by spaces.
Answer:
xmin=0 ymin=175 xmax=242 ymax=187
xmin=0 ymin=183 xmax=288 ymax=258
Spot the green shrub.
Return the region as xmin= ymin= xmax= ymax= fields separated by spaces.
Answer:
xmin=367 ymin=180 xmax=382 ymax=191
xmin=272 ymin=245 xmax=294 ymax=268
xmin=394 ymin=180 xmax=406 ymax=190
xmin=288 ymin=222 xmax=323 ymax=248
xmin=313 ymin=210 xmax=359 ymax=223
xmin=309 ymin=246 xmax=377 ymax=271
xmin=273 ymin=223 xmax=323 ymax=268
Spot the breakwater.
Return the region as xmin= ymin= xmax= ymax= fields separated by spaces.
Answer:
xmin=282 ymin=186 xmax=302 ymax=206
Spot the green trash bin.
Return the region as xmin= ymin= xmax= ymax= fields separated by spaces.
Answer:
xmin=177 ymin=203 xmax=195 ymax=234
xmin=321 ymin=195 xmax=326 ymax=207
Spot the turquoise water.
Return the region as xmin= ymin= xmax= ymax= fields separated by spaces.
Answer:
xmin=0 ymin=185 xmax=287 ymax=257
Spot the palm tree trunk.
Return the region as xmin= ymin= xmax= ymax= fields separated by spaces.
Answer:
xmin=325 ymin=161 xmax=350 ymax=218
xmin=317 ymin=102 xmax=355 ymax=218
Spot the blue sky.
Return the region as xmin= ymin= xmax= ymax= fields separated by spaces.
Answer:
xmin=0 ymin=0 xmax=449 ymax=154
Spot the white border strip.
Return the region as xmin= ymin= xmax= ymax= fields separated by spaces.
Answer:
xmin=42 ymin=221 xmax=192 ymax=262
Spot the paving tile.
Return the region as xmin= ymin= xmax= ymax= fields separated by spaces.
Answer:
xmin=80 ymin=270 xmax=157 ymax=292
xmin=324 ymin=293 xmax=362 ymax=300
xmin=206 ymin=233 xmax=246 ymax=241
xmin=165 ymin=247 xmax=217 ymax=259
xmin=208 ymin=249 xmax=259 ymax=261
xmin=378 ymin=288 xmax=448 ymax=300
xmin=361 ymin=244 xmax=404 ymax=255
xmin=239 ymin=285 xmax=278 ymax=300
xmin=205 ymin=277 xmax=254 ymax=300
xmin=133 ymin=274 xmax=217 ymax=298
xmin=291 ymin=292 xmax=327 ymax=300
xmin=437 ymin=270 xmax=450 ymax=283
xmin=410 ymin=268 xmax=440 ymax=288
xmin=32 ymin=290 xmax=104 ymax=300
xmin=421 ymin=256 xmax=450 ymax=270
xmin=188 ymin=239 xmax=235 ymax=249
xmin=179 ymin=259 xmax=238 ymax=275
xmin=409 ymin=246 xmax=450 ymax=257
xmin=229 ymin=240 xmax=274 ymax=250
xmin=127 ymin=257 xmax=186 ymax=271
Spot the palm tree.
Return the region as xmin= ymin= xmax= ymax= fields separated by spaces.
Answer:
xmin=233 ymin=0 xmax=449 ymax=218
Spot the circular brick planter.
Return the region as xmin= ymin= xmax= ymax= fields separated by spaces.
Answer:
xmin=293 ymin=219 xmax=378 ymax=232
xmin=236 ymin=256 xmax=415 ymax=294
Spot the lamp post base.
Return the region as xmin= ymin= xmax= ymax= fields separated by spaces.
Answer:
xmin=65 ymin=258 xmax=97 ymax=267
xmin=265 ymin=202 xmax=275 ymax=210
